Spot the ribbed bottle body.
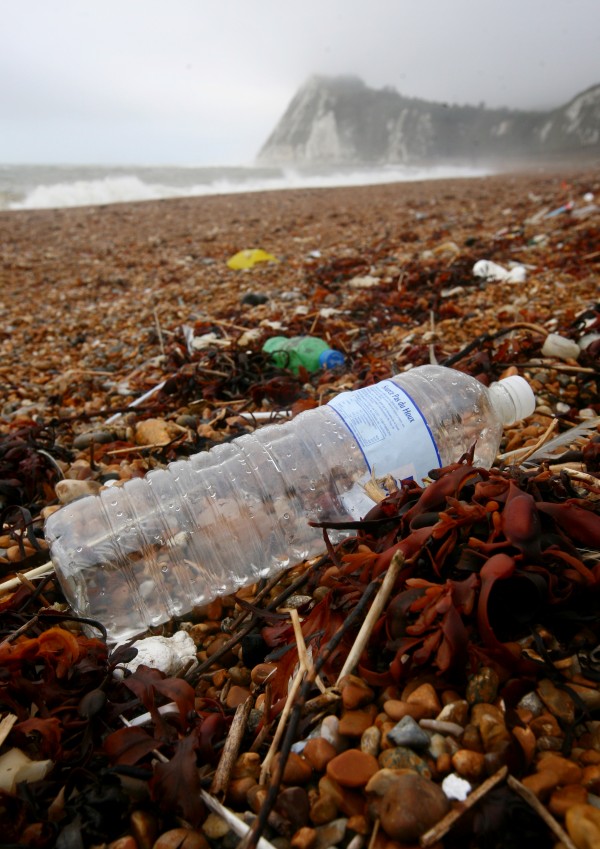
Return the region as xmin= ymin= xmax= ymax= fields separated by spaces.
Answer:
xmin=45 ymin=366 xmax=505 ymax=642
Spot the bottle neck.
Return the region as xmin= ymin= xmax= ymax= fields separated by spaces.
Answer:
xmin=488 ymin=376 xmax=535 ymax=425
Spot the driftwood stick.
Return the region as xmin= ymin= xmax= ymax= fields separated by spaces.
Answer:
xmin=210 ymin=695 xmax=254 ymax=799
xmin=239 ymin=578 xmax=381 ymax=849
xmin=0 ymin=563 xmax=54 ymax=596
xmin=420 ymin=766 xmax=508 ymax=847
xmin=289 ymin=607 xmax=327 ymax=693
xmin=335 ymin=550 xmax=404 ymax=683
xmin=507 ymin=775 xmax=578 ymax=849
xmin=259 ymin=666 xmax=305 ymax=785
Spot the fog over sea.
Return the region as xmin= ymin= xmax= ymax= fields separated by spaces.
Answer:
xmin=0 ymin=163 xmax=493 ymax=211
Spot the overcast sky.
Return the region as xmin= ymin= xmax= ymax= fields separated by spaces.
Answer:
xmin=2 ymin=0 xmax=599 ymax=166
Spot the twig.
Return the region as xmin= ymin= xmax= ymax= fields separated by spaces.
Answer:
xmin=153 ymin=306 xmax=166 ymax=356
xmin=497 ymin=417 xmax=559 ymax=463
xmin=0 ymin=714 xmax=18 ymax=747
xmin=210 ymin=695 xmax=254 ymax=799
xmin=0 ymin=563 xmax=55 ymax=596
xmin=335 ymin=550 xmax=404 ymax=683
xmin=420 ymin=766 xmax=508 ymax=847
xmin=239 ymin=578 xmax=381 ymax=849
xmin=289 ymin=608 xmax=327 ymax=693
xmin=441 ymin=323 xmax=548 ymax=368
xmin=259 ymin=665 xmax=306 ymax=785
xmin=188 ymin=558 xmax=325 ymax=685
xmin=200 ymin=790 xmax=277 ymax=849
xmin=507 ymin=775 xmax=577 ymax=849
xmin=496 ymin=361 xmax=597 ymax=375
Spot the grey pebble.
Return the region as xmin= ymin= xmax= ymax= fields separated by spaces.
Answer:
xmin=387 ymin=715 xmax=431 ymax=749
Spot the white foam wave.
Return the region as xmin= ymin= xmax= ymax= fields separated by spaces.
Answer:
xmin=8 ymin=164 xmax=492 ymax=211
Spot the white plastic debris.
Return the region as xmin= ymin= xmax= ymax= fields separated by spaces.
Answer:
xmin=0 ymin=748 xmax=53 ymax=794
xmin=442 ymin=772 xmax=472 ymax=801
xmin=541 ymin=333 xmax=581 ymax=361
xmin=473 ymin=259 xmax=526 ymax=283
xmin=116 ymin=631 xmax=197 ymax=677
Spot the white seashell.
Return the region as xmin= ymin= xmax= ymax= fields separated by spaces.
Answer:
xmin=118 ymin=631 xmax=197 ymax=677
xmin=541 ymin=333 xmax=580 ymax=361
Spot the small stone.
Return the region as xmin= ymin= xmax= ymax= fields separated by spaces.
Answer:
xmin=466 ymin=667 xmax=499 ymax=705
xmin=226 ymin=777 xmax=256 ymax=806
xmin=108 ymin=838 xmax=139 ymax=849
xmin=73 ymin=429 xmax=116 ymax=449
xmin=512 ymin=726 xmax=537 ymax=765
xmin=152 ymin=829 xmax=209 ymax=849
xmin=276 ymin=787 xmax=310 ymax=832
xmin=517 ymin=691 xmax=545 ymax=717
xmin=420 ymin=718 xmax=464 ymax=738
xmin=241 ymin=292 xmax=269 ymax=306
xmin=130 ymin=809 xmax=158 ymax=849
xmin=55 ymin=478 xmax=102 ymax=504
xmin=521 ymin=769 xmax=561 ymax=800
xmin=405 ymin=683 xmax=441 ymax=718
xmin=290 ymin=826 xmax=317 ymax=849
xmin=537 ymin=678 xmax=576 ymax=724
xmin=327 ymin=749 xmax=379 ymax=788
xmin=582 ymin=765 xmax=600 ymax=792
xmin=318 ymin=776 xmax=365 ymax=818
xmin=202 ymin=814 xmax=230 ymax=840
xmin=378 ymin=773 xmax=451 ymax=842
xmin=383 ymin=699 xmax=428 ymax=722
xmin=437 ymin=700 xmax=469 ymax=725
xmin=251 ymin=663 xmax=277 ymax=685
xmin=277 ymin=752 xmax=313 ymax=785
xmin=428 ymin=733 xmax=451 ymax=759
xmin=232 ymin=752 xmax=261 ymax=780
xmin=338 ymin=707 xmax=377 ymax=737
xmin=247 ymin=784 xmax=268 ymax=813
xmin=451 ymin=749 xmax=486 ymax=781
xmin=314 ymin=818 xmax=347 ymax=849
xmin=338 ymin=675 xmax=375 ymax=710
xmin=536 ymin=753 xmax=583 ymax=785
xmin=360 ymin=726 xmax=381 ymax=757
xmin=549 ymin=784 xmax=589 ymax=818
xmin=378 ymin=747 xmax=432 ymax=778
xmin=225 ymin=685 xmax=251 ymax=709
xmin=386 ymin=715 xmax=430 ymax=749
xmin=304 ymin=737 xmax=338 ymax=772
xmin=320 ymin=715 xmax=346 ymax=752
xmin=309 ymin=792 xmax=338 ymax=825
xmin=566 ymin=804 xmax=600 ymax=849
xmin=529 ymin=712 xmax=562 ymax=739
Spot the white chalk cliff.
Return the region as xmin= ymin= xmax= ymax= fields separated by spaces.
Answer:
xmin=257 ymin=75 xmax=600 ymax=166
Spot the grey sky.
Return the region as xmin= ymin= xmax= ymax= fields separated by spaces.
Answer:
xmin=2 ymin=0 xmax=599 ymax=166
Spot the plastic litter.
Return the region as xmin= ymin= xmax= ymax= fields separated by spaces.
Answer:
xmin=44 ymin=365 xmax=535 ymax=642
xmin=473 ymin=259 xmax=526 ymax=283
xmin=262 ymin=335 xmax=346 ymax=372
xmin=226 ymin=249 xmax=278 ymax=270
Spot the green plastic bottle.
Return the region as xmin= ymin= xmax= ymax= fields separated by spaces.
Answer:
xmin=262 ymin=336 xmax=346 ymax=373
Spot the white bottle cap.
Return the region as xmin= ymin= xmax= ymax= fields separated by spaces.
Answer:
xmin=489 ymin=375 xmax=536 ymax=425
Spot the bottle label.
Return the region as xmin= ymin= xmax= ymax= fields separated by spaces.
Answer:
xmin=328 ymin=380 xmax=441 ymax=482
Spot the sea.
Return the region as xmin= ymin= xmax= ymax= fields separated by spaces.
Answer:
xmin=0 ymin=163 xmax=493 ymax=211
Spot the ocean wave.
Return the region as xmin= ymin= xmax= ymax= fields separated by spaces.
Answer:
xmin=7 ymin=165 xmax=492 ymax=211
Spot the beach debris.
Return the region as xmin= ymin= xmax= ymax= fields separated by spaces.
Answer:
xmin=473 ymin=258 xmax=527 ymax=282
xmin=541 ymin=332 xmax=581 ymax=361
xmin=227 ymin=248 xmax=278 ymax=269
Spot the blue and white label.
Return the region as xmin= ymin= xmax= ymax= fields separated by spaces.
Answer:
xmin=328 ymin=380 xmax=441 ymax=483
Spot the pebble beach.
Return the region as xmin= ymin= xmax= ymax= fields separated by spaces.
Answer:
xmin=0 ymin=167 xmax=599 ymax=848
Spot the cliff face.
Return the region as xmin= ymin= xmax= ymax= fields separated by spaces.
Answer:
xmin=257 ymin=75 xmax=600 ymax=165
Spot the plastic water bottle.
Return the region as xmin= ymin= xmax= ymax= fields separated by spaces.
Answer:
xmin=262 ymin=335 xmax=345 ymax=372
xmin=44 ymin=365 xmax=535 ymax=643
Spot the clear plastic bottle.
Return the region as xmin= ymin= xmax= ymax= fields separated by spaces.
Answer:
xmin=263 ymin=335 xmax=346 ymax=372
xmin=44 ymin=365 xmax=535 ymax=643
